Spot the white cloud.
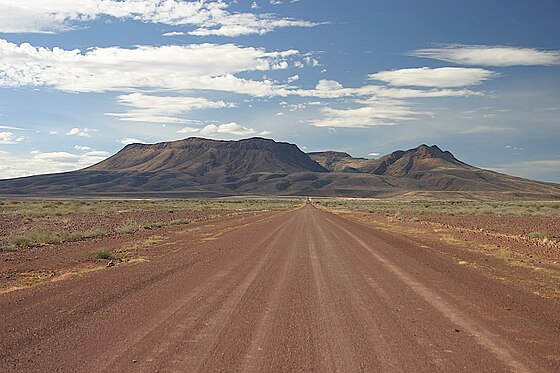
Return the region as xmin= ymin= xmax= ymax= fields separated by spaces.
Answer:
xmin=49 ymin=131 xmax=59 ymax=135
xmin=270 ymin=0 xmax=283 ymax=4
xmin=66 ymin=127 xmax=96 ymax=137
xmin=85 ymin=150 xmax=110 ymax=157
xmin=287 ymin=74 xmax=300 ymax=83
xmin=0 ymin=124 xmax=25 ymax=130
xmin=368 ymin=152 xmax=380 ymax=157
xmin=309 ymin=98 xmax=428 ymax=128
xmin=304 ymin=56 xmax=320 ymax=67
xmin=368 ymin=67 xmax=498 ymax=88
xmin=74 ymin=145 xmax=92 ymax=151
xmin=162 ymin=31 xmax=185 ymax=37
xmin=106 ymin=93 xmax=235 ymax=123
xmin=0 ymin=0 xmax=319 ymax=37
xmin=177 ymin=127 xmax=200 ymax=134
xmin=411 ymin=45 xmax=560 ymax=66
xmin=0 ymin=131 xmax=25 ymax=144
xmin=119 ymin=138 xmax=146 ymax=145
xmin=0 ymin=150 xmax=109 ymax=179
xmin=295 ymin=81 xmax=482 ymax=99
xmin=251 ymin=2 xmax=259 ymax=9
xmin=316 ymin=79 xmax=344 ymax=91
xmin=178 ymin=122 xmax=268 ymax=137
xmin=280 ymin=102 xmax=307 ymax=111
xmin=201 ymin=123 xmax=260 ymax=136
xmin=0 ymin=39 xmax=298 ymax=96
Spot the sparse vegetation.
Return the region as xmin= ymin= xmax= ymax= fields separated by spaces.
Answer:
xmin=317 ymin=199 xmax=560 ymax=217
xmin=529 ymin=231 xmax=547 ymax=239
xmin=498 ymin=248 xmax=513 ymax=262
xmin=0 ymin=198 xmax=300 ymax=251
xmin=169 ymin=218 xmax=189 ymax=225
xmin=5 ymin=228 xmax=106 ymax=249
xmin=11 ymin=235 xmax=36 ymax=248
xmin=91 ymin=249 xmax=112 ymax=260
xmin=119 ymin=224 xmax=140 ymax=234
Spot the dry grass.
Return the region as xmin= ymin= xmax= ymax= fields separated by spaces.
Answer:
xmin=316 ymin=199 xmax=560 ymax=217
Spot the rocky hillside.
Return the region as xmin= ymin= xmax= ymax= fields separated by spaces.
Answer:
xmin=1 ymin=138 xmax=559 ymax=199
xmin=88 ymin=137 xmax=327 ymax=177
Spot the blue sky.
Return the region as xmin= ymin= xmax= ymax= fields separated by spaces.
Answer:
xmin=0 ymin=0 xmax=559 ymax=182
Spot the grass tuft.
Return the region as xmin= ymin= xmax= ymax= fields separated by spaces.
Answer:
xmin=528 ymin=231 xmax=547 ymax=239
xmin=11 ymin=235 xmax=36 ymax=248
xmin=91 ymin=249 xmax=112 ymax=260
xmin=170 ymin=219 xmax=190 ymax=225
xmin=119 ymin=224 xmax=139 ymax=234
xmin=498 ymin=248 xmax=513 ymax=262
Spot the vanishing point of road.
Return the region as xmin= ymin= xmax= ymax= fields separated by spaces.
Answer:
xmin=1 ymin=205 xmax=559 ymax=372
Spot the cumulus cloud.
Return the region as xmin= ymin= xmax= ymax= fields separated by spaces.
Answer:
xmin=66 ymin=128 xmax=96 ymax=137
xmin=178 ymin=122 xmax=269 ymax=137
xmin=0 ymin=39 xmax=299 ymax=96
xmin=0 ymin=0 xmax=320 ymax=37
xmin=0 ymin=131 xmax=25 ymax=144
xmin=74 ymin=145 xmax=92 ymax=151
xmin=287 ymin=74 xmax=300 ymax=83
xmin=0 ymin=149 xmax=109 ymax=179
xmin=315 ymin=79 xmax=344 ymax=91
xmin=368 ymin=67 xmax=499 ymax=88
xmin=106 ymin=93 xmax=235 ymax=123
xmin=411 ymin=45 xmax=560 ymax=66
xmin=119 ymin=138 xmax=146 ymax=145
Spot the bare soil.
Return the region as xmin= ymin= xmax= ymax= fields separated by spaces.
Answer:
xmin=1 ymin=205 xmax=559 ymax=372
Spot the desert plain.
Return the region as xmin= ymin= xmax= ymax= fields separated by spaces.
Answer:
xmin=1 ymin=197 xmax=559 ymax=372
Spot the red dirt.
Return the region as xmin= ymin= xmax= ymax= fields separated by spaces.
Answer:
xmin=1 ymin=205 xmax=559 ymax=372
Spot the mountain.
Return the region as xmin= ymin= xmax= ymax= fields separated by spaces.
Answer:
xmin=87 ymin=137 xmax=327 ymax=176
xmin=1 ymin=138 xmax=559 ymax=199
xmin=311 ymin=144 xmax=560 ymax=195
xmin=309 ymin=144 xmax=468 ymax=175
xmin=307 ymin=151 xmax=374 ymax=173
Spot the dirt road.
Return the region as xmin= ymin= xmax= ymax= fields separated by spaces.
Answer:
xmin=1 ymin=205 xmax=559 ymax=372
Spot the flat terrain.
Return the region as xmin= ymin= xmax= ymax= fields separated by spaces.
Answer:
xmin=1 ymin=204 xmax=559 ymax=372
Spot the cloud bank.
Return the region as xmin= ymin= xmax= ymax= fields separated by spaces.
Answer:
xmin=0 ymin=39 xmax=297 ymax=96
xmin=411 ymin=45 xmax=560 ymax=66
xmin=107 ymin=93 xmax=235 ymax=123
xmin=0 ymin=0 xmax=320 ymax=36
xmin=369 ymin=67 xmax=498 ymax=87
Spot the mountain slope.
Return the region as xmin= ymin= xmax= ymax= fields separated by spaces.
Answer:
xmin=1 ymin=138 xmax=559 ymax=199
xmin=87 ymin=137 xmax=327 ymax=176
xmin=369 ymin=144 xmax=471 ymax=176
xmin=307 ymin=151 xmax=375 ymax=173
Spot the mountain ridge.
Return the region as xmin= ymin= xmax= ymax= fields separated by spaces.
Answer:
xmin=1 ymin=137 xmax=559 ymax=199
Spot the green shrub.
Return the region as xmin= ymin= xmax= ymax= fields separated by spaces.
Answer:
xmin=498 ymin=248 xmax=512 ymax=262
xmin=170 ymin=219 xmax=189 ymax=225
xmin=119 ymin=225 xmax=139 ymax=234
xmin=91 ymin=249 xmax=112 ymax=260
xmin=11 ymin=236 xmax=36 ymax=248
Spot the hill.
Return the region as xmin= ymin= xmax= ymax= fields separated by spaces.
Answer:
xmin=1 ymin=138 xmax=559 ymax=199
xmin=88 ymin=137 xmax=327 ymax=176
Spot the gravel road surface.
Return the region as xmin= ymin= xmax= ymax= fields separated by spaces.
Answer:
xmin=1 ymin=205 xmax=559 ymax=372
